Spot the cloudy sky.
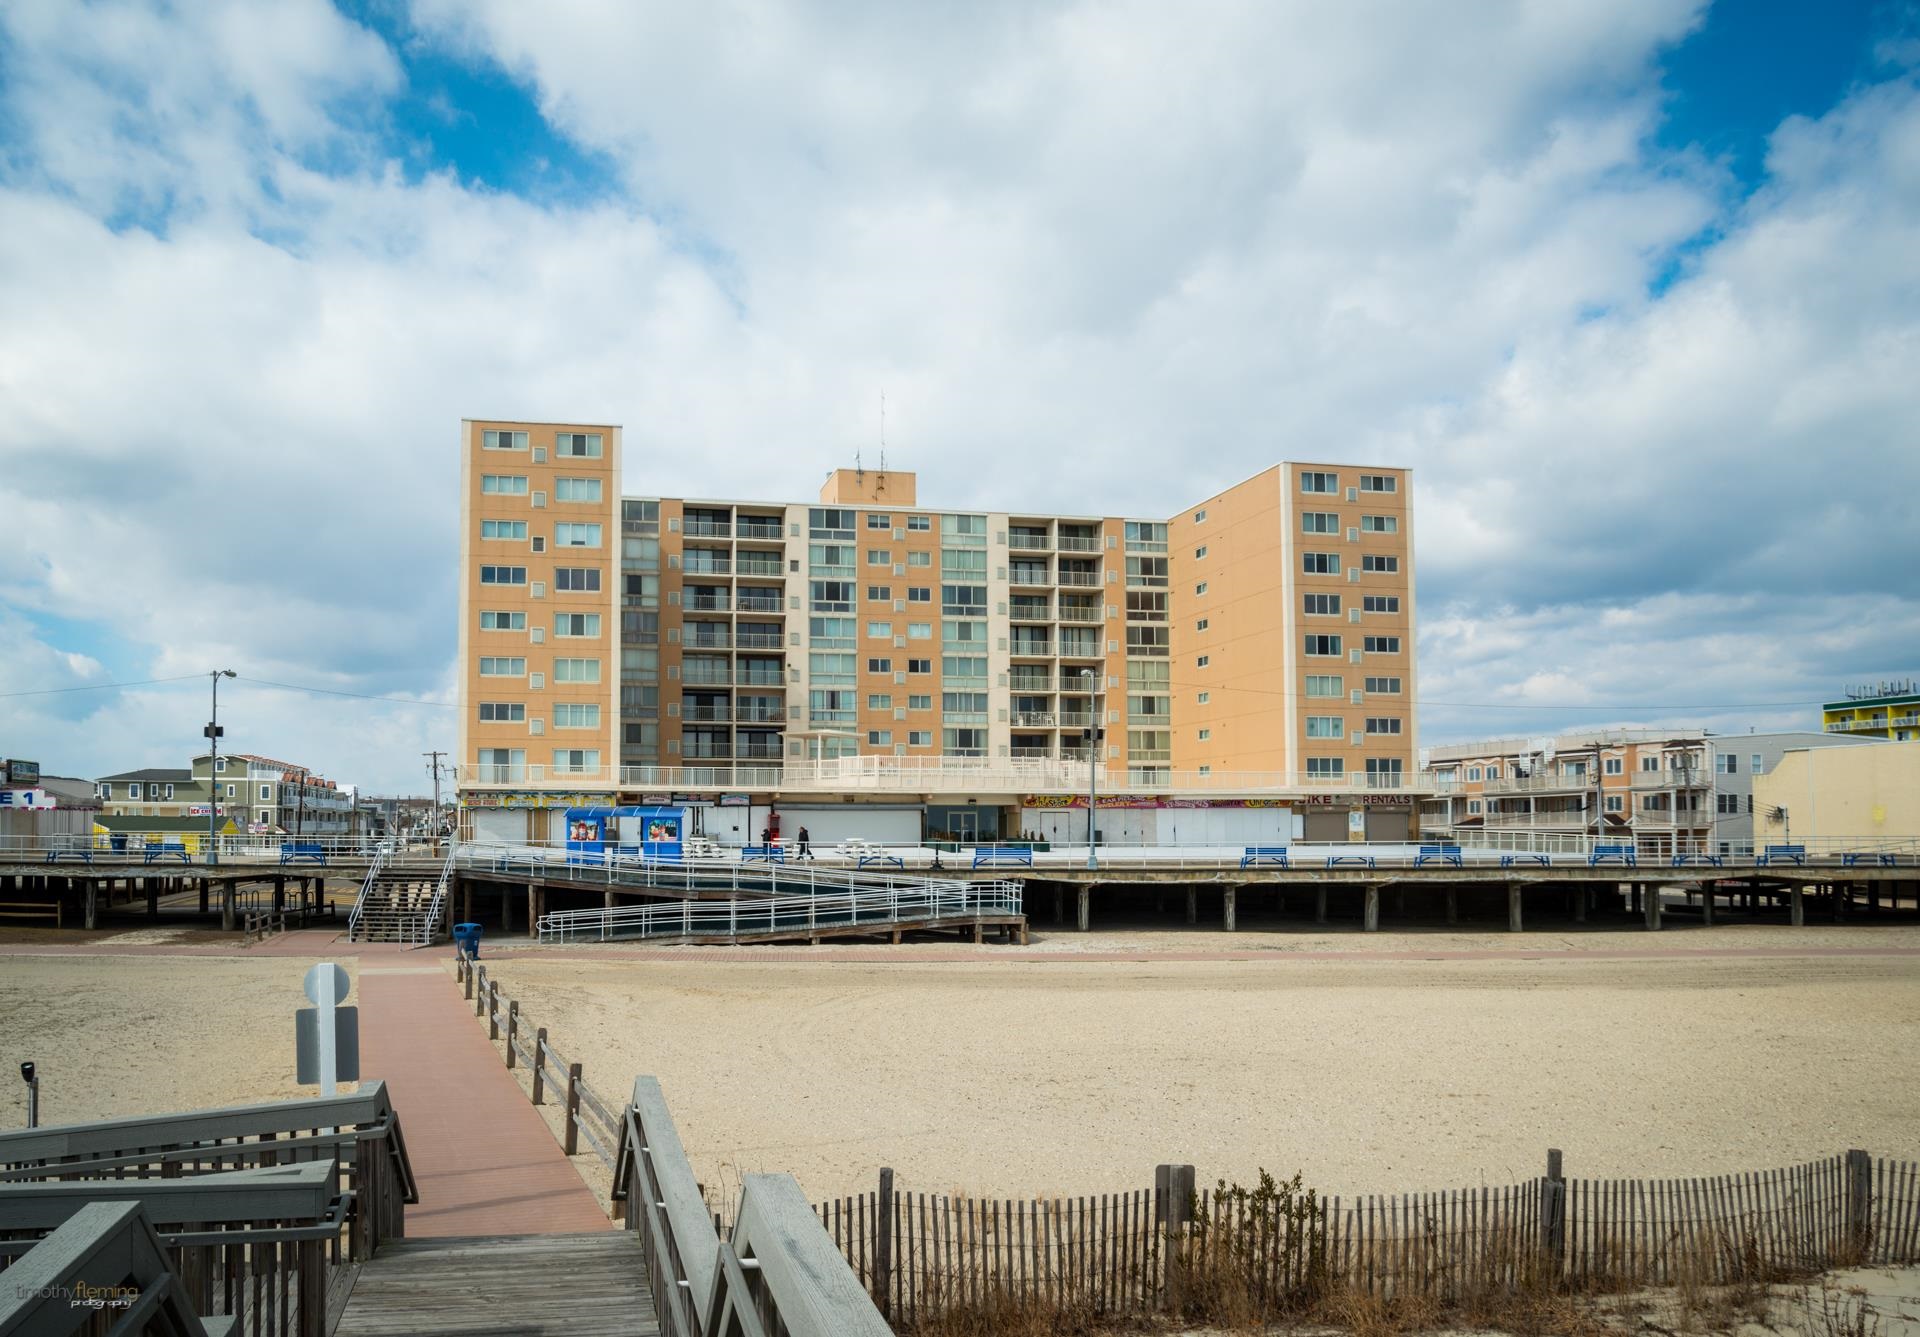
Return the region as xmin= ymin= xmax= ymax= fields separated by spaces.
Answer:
xmin=2 ymin=0 xmax=1917 ymax=794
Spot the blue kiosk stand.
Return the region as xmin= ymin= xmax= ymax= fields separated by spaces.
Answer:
xmin=563 ymin=805 xmax=686 ymax=867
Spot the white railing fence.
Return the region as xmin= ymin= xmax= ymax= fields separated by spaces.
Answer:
xmin=537 ymin=882 xmax=1024 ymax=944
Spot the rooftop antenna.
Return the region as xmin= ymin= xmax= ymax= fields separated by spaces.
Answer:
xmin=879 ymin=391 xmax=887 ymax=473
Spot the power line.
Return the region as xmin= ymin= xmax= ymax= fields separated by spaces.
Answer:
xmin=0 ymin=673 xmax=205 ymax=699
xmin=233 ymin=676 xmax=459 ymax=709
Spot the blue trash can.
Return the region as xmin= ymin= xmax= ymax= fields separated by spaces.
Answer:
xmin=452 ymin=922 xmax=483 ymax=959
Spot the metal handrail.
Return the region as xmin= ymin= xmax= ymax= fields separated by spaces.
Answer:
xmin=538 ymin=882 xmax=1024 ymax=944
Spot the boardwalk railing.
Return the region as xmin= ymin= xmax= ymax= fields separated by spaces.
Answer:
xmin=536 ymin=881 xmax=1025 ymax=944
xmin=0 ymin=1202 xmax=224 ymax=1336
xmin=815 ymin=1150 xmax=1920 ymax=1326
xmin=0 ymin=1087 xmax=416 ymax=1336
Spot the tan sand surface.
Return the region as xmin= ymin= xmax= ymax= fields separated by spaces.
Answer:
xmin=479 ymin=934 xmax=1920 ymax=1204
xmin=0 ymin=954 xmax=355 ymax=1129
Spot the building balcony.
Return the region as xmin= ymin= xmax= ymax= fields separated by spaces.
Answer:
xmin=1008 ymin=533 xmax=1052 ymax=552
xmin=682 ymin=520 xmax=731 ymax=538
xmin=735 ymin=707 xmax=786 ymax=724
xmin=1008 ymin=569 xmax=1051 ymax=589
xmin=734 ymin=559 xmax=785 ymax=579
xmin=735 ymin=521 xmax=784 ymax=543
xmin=1482 ymin=810 xmax=1592 ymax=829
xmin=1481 ymin=772 xmax=1594 ymax=796
xmin=1011 ymin=711 xmax=1056 ymax=728
xmin=1057 ymin=534 xmax=1101 ymax=553
xmin=1629 ymin=769 xmax=1710 ymax=791
xmin=1631 ymin=810 xmax=1710 ymax=829
xmin=682 ymin=560 xmax=731 ymax=577
xmin=685 ymin=597 xmax=731 ymax=613
xmin=1056 ymin=570 xmax=1100 ymax=587
xmin=681 ymin=707 xmax=731 ymax=722
xmin=1009 ymin=602 xmax=1052 ymax=622
xmin=735 ymin=594 xmax=785 ymax=614
xmin=1009 ymin=641 xmax=1054 ymax=658
xmin=1057 ymin=606 xmax=1102 ymax=623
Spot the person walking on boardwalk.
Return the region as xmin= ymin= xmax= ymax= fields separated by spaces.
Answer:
xmin=796 ymin=826 xmax=813 ymax=860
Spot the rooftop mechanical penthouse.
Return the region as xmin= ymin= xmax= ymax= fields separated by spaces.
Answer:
xmin=457 ymin=419 xmax=1419 ymax=845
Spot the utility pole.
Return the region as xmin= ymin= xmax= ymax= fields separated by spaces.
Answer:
xmin=424 ymin=751 xmax=446 ymax=851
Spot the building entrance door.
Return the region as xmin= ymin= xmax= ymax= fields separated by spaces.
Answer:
xmin=949 ymin=810 xmax=980 ymax=845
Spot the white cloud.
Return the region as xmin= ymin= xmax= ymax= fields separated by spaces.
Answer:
xmin=0 ymin=0 xmax=1915 ymax=788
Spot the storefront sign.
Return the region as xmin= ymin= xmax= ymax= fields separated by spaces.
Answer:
xmin=718 ymin=793 xmax=752 ymax=807
xmin=465 ymin=791 xmax=609 ymax=810
xmin=0 ymin=789 xmax=52 ymax=809
xmin=4 ymin=759 xmax=39 ymax=784
xmin=1297 ymin=794 xmax=1412 ymax=808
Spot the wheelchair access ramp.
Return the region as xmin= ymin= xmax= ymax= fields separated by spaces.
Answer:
xmin=536 ymin=878 xmax=1026 ymax=946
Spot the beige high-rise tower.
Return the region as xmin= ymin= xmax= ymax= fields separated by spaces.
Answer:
xmin=457 ymin=421 xmax=1418 ymax=846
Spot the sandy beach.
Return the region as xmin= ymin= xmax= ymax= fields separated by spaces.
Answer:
xmin=472 ymin=926 xmax=1920 ymax=1205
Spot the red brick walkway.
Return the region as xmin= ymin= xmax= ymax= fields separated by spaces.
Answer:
xmin=355 ymin=959 xmax=613 ymax=1236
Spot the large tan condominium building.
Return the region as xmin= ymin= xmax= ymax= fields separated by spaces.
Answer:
xmin=457 ymin=419 xmax=1418 ymax=845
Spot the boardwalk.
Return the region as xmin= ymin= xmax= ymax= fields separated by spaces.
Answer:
xmin=334 ymin=1232 xmax=657 ymax=1335
xmin=355 ymin=958 xmax=611 ymax=1236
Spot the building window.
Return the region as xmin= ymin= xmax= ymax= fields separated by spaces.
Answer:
xmin=480 ymin=474 xmax=529 ymax=495
xmin=1467 ymin=766 xmax=1482 ymax=781
xmin=1361 ymin=515 xmax=1398 ymax=533
xmin=867 ymin=658 xmax=892 ymax=673
xmin=554 ymin=522 xmax=602 ymax=548
xmin=866 ymin=621 xmax=892 ymax=638
xmin=941 ymin=585 xmax=986 ymax=615
xmin=1716 ymin=793 xmax=1740 ymax=814
xmin=868 ymin=585 xmax=893 ymax=602
xmin=809 ymin=581 xmax=854 ymax=612
xmin=1302 ymin=552 xmax=1340 ymax=575
xmin=1362 ymin=554 xmax=1399 ymax=573
xmin=1306 ymin=716 xmax=1344 ymax=738
xmin=1300 ymin=471 xmax=1338 ymax=494
xmin=1197 ymin=691 xmax=1210 ymax=704
xmin=905 ymin=587 xmax=930 ymax=603
xmin=164 ymin=784 xmax=174 ymax=799
xmin=555 ymin=478 xmax=602 ymax=503
xmin=1196 ymin=655 xmax=1210 ymax=668
xmin=1606 ymin=795 xmax=1625 ymax=813
xmin=554 ymin=568 xmax=601 ymax=592
xmin=1307 ymin=675 xmax=1342 ymax=697
xmin=866 ymin=514 xmax=892 ymax=530
xmin=1363 ymin=676 xmax=1400 ymax=694
xmin=258 ymin=784 xmax=271 ymax=800
xmin=908 ymin=730 xmax=933 ymax=746
xmin=907 ymin=694 xmax=931 ymax=710
xmin=907 ymin=622 xmax=931 ymax=639
xmin=1486 ymin=765 xmax=1500 ymax=779
xmin=907 ymin=515 xmax=931 ymax=531
xmin=1304 ymin=593 xmax=1340 ymax=615
xmin=1642 ymin=756 xmax=1661 ymax=772
xmin=480 ymin=610 xmax=527 ymax=630
xmin=554 ymin=613 xmax=601 ymax=637
xmin=867 ymin=694 xmax=894 ymax=710
xmin=867 ymin=549 xmax=891 ymax=566
xmin=1194 ymin=582 xmax=1208 ymax=596
xmin=1467 ymin=799 xmax=1483 ymax=815
xmin=1604 ymin=757 xmax=1624 ymax=775
xmin=1197 ymin=728 xmax=1212 ymax=741
xmin=479 ymin=657 xmax=527 ymax=676
xmin=481 ymin=519 xmax=528 ymax=540
xmin=867 ymin=730 xmax=892 ymax=746
xmin=1716 ymin=754 xmax=1737 ymax=774
xmin=1363 ymin=636 xmax=1401 ymax=654
xmin=1306 ymin=758 xmax=1345 ymax=777
xmin=1304 ymin=634 xmax=1342 ymax=656
xmin=1301 ymin=512 xmax=1339 ymax=534
xmin=1194 ymin=545 xmax=1208 ymax=559
xmin=1365 ymin=717 xmax=1402 ymax=735
xmin=478 ymin=703 xmax=526 ymax=722
xmin=479 ymin=565 xmax=527 ymax=585
xmin=1362 ymin=595 xmax=1400 ymax=613
xmin=552 ymin=748 xmax=601 ymax=772
xmin=553 ymin=703 xmax=600 ymax=729
xmin=555 ymin=432 xmax=603 ymax=458
xmin=908 ymin=658 xmax=932 ymax=674
xmin=215 ymin=758 xmax=226 ymax=772
xmin=128 ymin=783 xmax=142 ymax=799
xmin=1359 ymin=474 xmax=1397 ymax=493
xmin=553 ymin=658 xmax=601 ymax=683
xmin=482 ymin=429 xmax=528 ymax=450
xmin=1193 ymin=508 xmax=1207 ymax=522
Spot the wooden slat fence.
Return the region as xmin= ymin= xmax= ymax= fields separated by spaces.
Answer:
xmin=820 ymin=1152 xmax=1920 ymax=1327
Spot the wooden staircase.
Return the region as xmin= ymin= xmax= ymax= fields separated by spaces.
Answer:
xmin=346 ymin=866 xmax=448 ymax=944
xmin=333 ymin=1232 xmax=658 ymax=1335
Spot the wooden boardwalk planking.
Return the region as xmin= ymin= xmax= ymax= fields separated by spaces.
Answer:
xmin=334 ymin=1232 xmax=657 ymax=1335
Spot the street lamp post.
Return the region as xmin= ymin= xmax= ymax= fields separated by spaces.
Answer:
xmin=1082 ymin=667 xmax=1099 ymax=870
xmin=206 ymin=670 xmax=236 ymax=865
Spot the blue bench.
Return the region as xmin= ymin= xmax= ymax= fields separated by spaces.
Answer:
xmin=1757 ymin=844 xmax=1807 ymax=867
xmin=857 ymin=852 xmax=906 ymax=870
xmin=44 ymin=849 xmax=93 ymax=865
xmin=1588 ymin=844 xmax=1638 ymax=868
xmin=1326 ymin=854 xmax=1377 ymax=869
xmin=1842 ymin=851 xmax=1897 ymax=868
xmin=143 ymin=843 xmax=189 ymax=865
xmin=1500 ymin=854 xmax=1553 ymax=868
xmin=279 ymin=842 xmax=326 ymax=866
xmin=1670 ymin=853 xmax=1725 ymax=867
xmin=741 ymin=844 xmax=786 ymax=864
xmin=1414 ymin=844 xmax=1463 ymax=868
xmin=1239 ymin=847 xmax=1290 ymax=869
xmin=971 ymin=846 xmax=1034 ymax=869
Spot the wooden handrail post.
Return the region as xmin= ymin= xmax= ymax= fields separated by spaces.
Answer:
xmin=474 ymin=966 xmax=486 ymax=1016
xmin=505 ymin=1000 xmax=519 ymax=1068
xmin=873 ymin=1166 xmax=894 ymax=1317
xmin=532 ymin=1028 xmax=548 ymax=1104
xmin=487 ymin=980 xmax=500 ymax=1040
xmin=563 ymin=1062 xmax=582 ymax=1154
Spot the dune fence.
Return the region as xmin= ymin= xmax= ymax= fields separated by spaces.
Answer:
xmin=815 ymin=1151 xmax=1920 ymax=1328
